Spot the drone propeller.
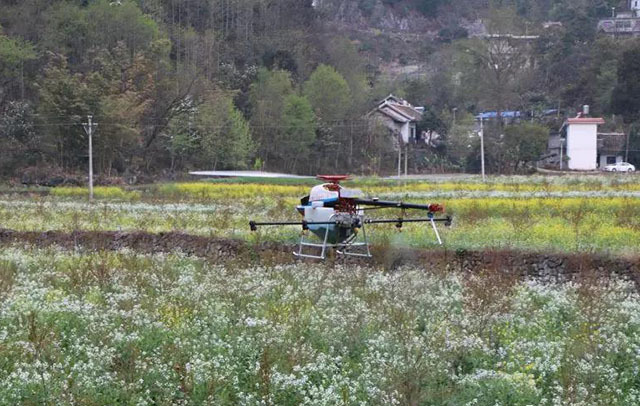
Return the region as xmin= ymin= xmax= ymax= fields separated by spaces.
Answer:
xmin=316 ymin=175 xmax=350 ymax=183
xmin=189 ymin=170 xmax=314 ymax=179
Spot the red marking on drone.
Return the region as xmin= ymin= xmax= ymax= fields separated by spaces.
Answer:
xmin=428 ymin=203 xmax=445 ymax=213
xmin=316 ymin=175 xmax=350 ymax=183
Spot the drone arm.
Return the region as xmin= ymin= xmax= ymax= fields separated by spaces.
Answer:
xmin=249 ymin=220 xmax=338 ymax=231
xmin=354 ymin=198 xmax=444 ymax=212
xmin=364 ymin=216 xmax=452 ymax=227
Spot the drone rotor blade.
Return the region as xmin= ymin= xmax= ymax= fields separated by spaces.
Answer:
xmin=189 ymin=170 xmax=314 ymax=179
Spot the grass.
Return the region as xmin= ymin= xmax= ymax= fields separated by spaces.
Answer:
xmin=0 ymin=195 xmax=639 ymax=255
xmin=0 ymin=175 xmax=639 ymax=255
xmin=1 ymin=247 xmax=640 ymax=404
xmin=50 ymin=186 xmax=141 ymax=200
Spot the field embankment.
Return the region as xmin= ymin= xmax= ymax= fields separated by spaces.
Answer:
xmin=1 ymin=228 xmax=639 ymax=285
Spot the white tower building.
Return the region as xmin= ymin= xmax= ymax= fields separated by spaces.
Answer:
xmin=561 ymin=111 xmax=605 ymax=171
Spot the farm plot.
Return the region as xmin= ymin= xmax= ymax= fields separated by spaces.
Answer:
xmin=2 ymin=176 xmax=640 ymax=254
xmin=1 ymin=248 xmax=640 ymax=405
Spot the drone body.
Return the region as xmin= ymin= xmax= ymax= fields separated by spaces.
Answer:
xmin=250 ymin=175 xmax=451 ymax=259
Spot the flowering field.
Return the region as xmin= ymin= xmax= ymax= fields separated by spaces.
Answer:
xmin=1 ymin=176 xmax=640 ymax=404
xmin=2 ymin=175 xmax=640 ymax=255
xmin=1 ymin=247 xmax=640 ymax=405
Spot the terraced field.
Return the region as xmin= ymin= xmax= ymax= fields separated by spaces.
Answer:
xmin=1 ymin=175 xmax=640 ymax=405
xmin=2 ymin=175 xmax=640 ymax=255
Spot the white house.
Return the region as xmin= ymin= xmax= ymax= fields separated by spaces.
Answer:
xmin=598 ymin=1 xmax=640 ymax=35
xmin=368 ymin=95 xmax=424 ymax=146
xmin=632 ymin=0 xmax=640 ymax=16
xmin=560 ymin=114 xmax=605 ymax=170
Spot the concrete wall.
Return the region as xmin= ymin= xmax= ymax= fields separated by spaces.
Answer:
xmin=566 ymin=124 xmax=597 ymax=170
xmin=400 ymin=122 xmax=410 ymax=143
xmin=371 ymin=113 xmax=408 ymax=146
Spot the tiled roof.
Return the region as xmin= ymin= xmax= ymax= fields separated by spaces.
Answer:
xmin=378 ymin=106 xmax=412 ymax=123
xmin=372 ymin=95 xmax=423 ymax=123
xmin=390 ymin=104 xmax=423 ymax=121
xmin=566 ymin=118 xmax=605 ymax=124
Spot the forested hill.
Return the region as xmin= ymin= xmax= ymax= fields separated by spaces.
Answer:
xmin=1 ymin=0 xmax=639 ymax=178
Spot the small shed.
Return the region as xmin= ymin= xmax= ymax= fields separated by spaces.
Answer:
xmin=598 ymin=132 xmax=626 ymax=167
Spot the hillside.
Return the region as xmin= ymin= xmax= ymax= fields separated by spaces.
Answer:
xmin=0 ymin=0 xmax=639 ymax=178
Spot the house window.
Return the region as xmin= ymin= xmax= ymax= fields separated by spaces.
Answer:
xmin=606 ymin=156 xmax=617 ymax=165
xmin=616 ymin=20 xmax=632 ymax=29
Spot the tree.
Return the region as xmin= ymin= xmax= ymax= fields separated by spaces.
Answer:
xmin=303 ymin=64 xmax=353 ymax=171
xmin=248 ymin=68 xmax=295 ymax=168
xmin=612 ymin=43 xmax=640 ymax=123
xmin=280 ymin=94 xmax=316 ymax=172
xmin=41 ymin=2 xmax=88 ymax=65
xmin=454 ymin=6 xmax=535 ymax=113
xmin=415 ymin=0 xmax=445 ymax=16
xmin=197 ymin=91 xmax=254 ymax=170
xmin=303 ymin=64 xmax=351 ymax=123
xmin=0 ymin=31 xmax=36 ymax=105
xmin=416 ymin=106 xmax=448 ymax=141
xmin=445 ymin=112 xmax=478 ymax=170
xmin=37 ymin=54 xmax=100 ymax=170
xmin=85 ymin=0 xmax=160 ymax=58
xmin=0 ymin=101 xmax=39 ymax=174
xmin=325 ymin=37 xmax=368 ymax=114
xmin=89 ymin=43 xmax=155 ymax=175
xmin=502 ymin=122 xmax=549 ymax=172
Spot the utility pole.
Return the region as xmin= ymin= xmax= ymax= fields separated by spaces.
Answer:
xmin=625 ymin=128 xmax=630 ymax=162
xmin=559 ymin=137 xmax=564 ymax=170
xmin=480 ymin=117 xmax=486 ymax=182
xmin=82 ymin=115 xmax=98 ymax=201
xmin=397 ymin=142 xmax=402 ymax=177
xmin=404 ymin=143 xmax=408 ymax=177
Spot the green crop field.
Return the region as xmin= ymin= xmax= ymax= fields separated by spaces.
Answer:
xmin=2 ymin=175 xmax=640 ymax=255
xmin=1 ymin=175 xmax=640 ymax=405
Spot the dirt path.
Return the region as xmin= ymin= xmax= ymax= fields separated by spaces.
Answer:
xmin=0 ymin=228 xmax=639 ymax=283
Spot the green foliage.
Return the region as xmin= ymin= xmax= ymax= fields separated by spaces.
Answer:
xmin=0 ymin=0 xmax=638 ymax=177
xmin=417 ymin=106 xmax=448 ymax=138
xmin=198 ymin=92 xmax=254 ymax=170
xmin=503 ymin=122 xmax=549 ymax=172
xmin=612 ymin=42 xmax=640 ymax=123
xmin=249 ymin=69 xmax=295 ymax=166
xmin=325 ymin=37 xmax=369 ymax=111
xmin=85 ymin=0 xmax=160 ymax=54
xmin=415 ymin=0 xmax=445 ymax=16
xmin=37 ymin=55 xmax=100 ymax=169
xmin=279 ymin=94 xmax=316 ymax=172
xmin=303 ymin=64 xmax=351 ymax=123
xmin=0 ymin=101 xmax=38 ymax=175
xmin=0 ymin=32 xmax=36 ymax=80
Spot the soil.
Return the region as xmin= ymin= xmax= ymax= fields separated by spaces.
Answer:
xmin=1 ymin=228 xmax=639 ymax=285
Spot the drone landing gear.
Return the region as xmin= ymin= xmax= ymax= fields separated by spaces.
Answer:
xmin=335 ymin=226 xmax=372 ymax=258
xmin=293 ymin=224 xmax=372 ymax=260
xmin=430 ymin=217 xmax=443 ymax=245
xmin=293 ymin=224 xmax=331 ymax=260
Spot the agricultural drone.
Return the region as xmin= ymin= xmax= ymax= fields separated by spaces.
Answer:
xmin=248 ymin=175 xmax=452 ymax=259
